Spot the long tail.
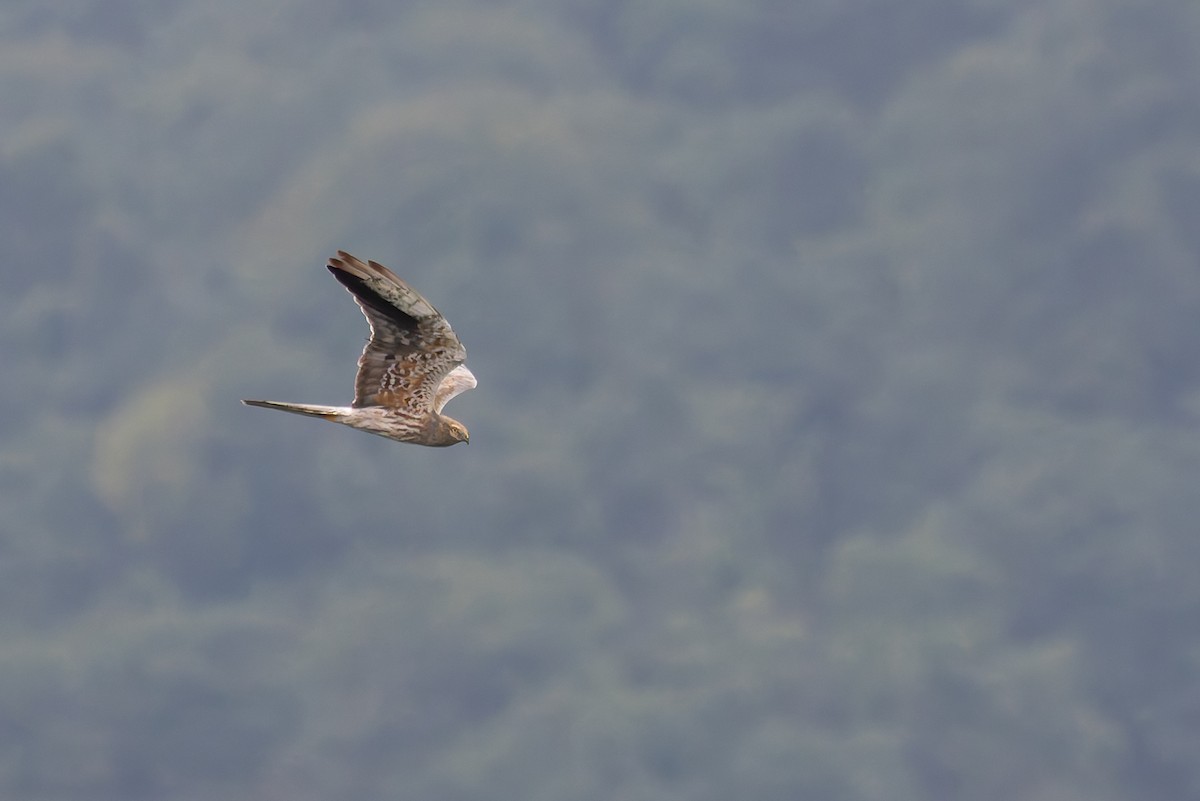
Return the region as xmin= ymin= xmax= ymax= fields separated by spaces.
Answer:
xmin=241 ymin=399 xmax=344 ymax=420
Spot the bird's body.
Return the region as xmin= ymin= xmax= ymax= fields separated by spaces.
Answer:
xmin=242 ymin=251 xmax=475 ymax=447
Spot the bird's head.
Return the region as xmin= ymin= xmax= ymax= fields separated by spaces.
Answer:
xmin=432 ymin=415 xmax=470 ymax=446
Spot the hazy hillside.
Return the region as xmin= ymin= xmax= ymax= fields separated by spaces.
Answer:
xmin=3 ymin=0 xmax=1200 ymax=798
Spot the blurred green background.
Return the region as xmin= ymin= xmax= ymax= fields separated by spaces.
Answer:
xmin=3 ymin=0 xmax=1200 ymax=798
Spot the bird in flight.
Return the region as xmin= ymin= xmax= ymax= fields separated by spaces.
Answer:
xmin=243 ymin=251 xmax=476 ymax=446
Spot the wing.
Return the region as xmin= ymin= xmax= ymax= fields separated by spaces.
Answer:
xmin=327 ymin=251 xmax=467 ymax=412
xmin=433 ymin=364 xmax=477 ymax=413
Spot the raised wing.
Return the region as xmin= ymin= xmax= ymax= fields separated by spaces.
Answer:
xmin=433 ymin=364 xmax=477 ymax=413
xmin=327 ymin=251 xmax=467 ymax=412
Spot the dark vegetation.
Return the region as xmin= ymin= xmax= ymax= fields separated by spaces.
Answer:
xmin=3 ymin=0 xmax=1200 ymax=798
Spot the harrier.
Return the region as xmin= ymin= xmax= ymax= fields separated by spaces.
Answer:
xmin=242 ymin=251 xmax=475 ymax=446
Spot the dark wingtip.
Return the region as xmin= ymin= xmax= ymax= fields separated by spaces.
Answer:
xmin=328 ymin=262 xmax=420 ymax=332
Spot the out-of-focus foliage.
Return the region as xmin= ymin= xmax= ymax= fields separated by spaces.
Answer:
xmin=2 ymin=0 xmax=1199 ymax=798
